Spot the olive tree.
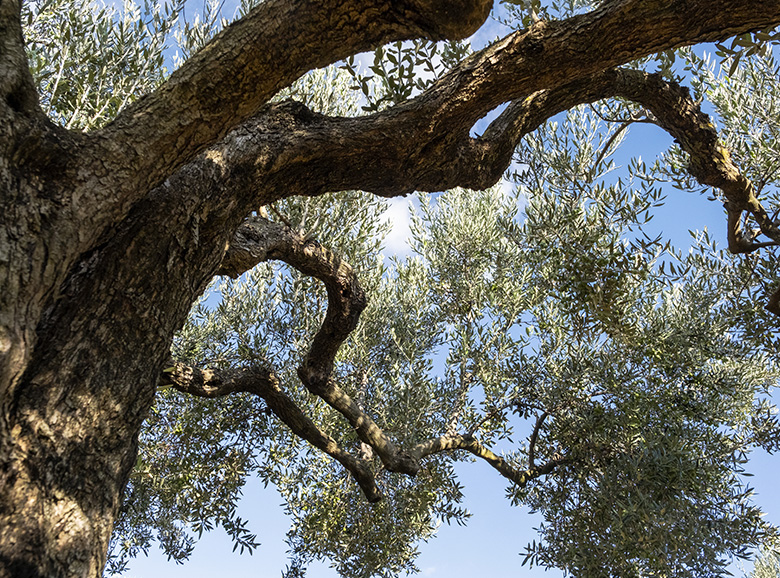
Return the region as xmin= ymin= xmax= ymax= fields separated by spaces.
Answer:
xmin=3 ymin=0 xmax=780 ymax=576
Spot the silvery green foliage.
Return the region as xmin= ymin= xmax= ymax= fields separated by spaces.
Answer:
xmin=23 ymin=0 xmax=183 ymax=129
xmin=752 ymin=549 xmax=780 ymax=578
xmin=498 ymin=0 xmax=605 ymax=30
xmin=341 ymin=37 xmax=470 ymax=113
xmin=21 ymin=0 xmax=255 ymax=131
xmin=500 ymin=106 xmax=780 ymax=578
xmin=170 ymin=0 xmax=226 ymax=66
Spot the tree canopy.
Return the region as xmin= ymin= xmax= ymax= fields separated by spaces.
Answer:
xmin=3 ymin=0 xmax=780 ymax=577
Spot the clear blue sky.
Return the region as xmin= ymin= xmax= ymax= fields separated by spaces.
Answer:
xmin=122 ymin=2 xmax=780 ymax=576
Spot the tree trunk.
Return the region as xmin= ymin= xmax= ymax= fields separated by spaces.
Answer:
xmin=0 ymin=172 xmax=232 ymax=577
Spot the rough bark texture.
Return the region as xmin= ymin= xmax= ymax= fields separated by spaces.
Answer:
xmin=2 ymin=0 xmax=780 ymax=576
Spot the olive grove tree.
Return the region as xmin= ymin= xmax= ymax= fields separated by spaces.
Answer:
xmin=4 ymin=0 xmax=780 ymax=576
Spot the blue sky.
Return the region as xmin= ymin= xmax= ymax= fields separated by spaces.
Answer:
xmin=120 ymin=1 xmax=780 ymax=576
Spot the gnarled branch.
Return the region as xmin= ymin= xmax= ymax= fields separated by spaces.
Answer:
xmin=204 ymin=67 xmax=780 ymax=304
xmin=37 ymin=0 xmax=780 ymax=249
xmin=91 ymin=0 xmax=492 ymax=195
xmin=172 ymin=216 xmax=570 ymax=499
xmin=161 ymin=361 xmax=382 ymax=502
xmin=179 ymin=216 xmax=575 ymax=496
xmin=220 ymin=216 xmax=420 ymax=474
xmin=410 ymin=433 xmax=567 ymax=487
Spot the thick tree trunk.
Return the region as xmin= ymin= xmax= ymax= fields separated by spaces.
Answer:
xmin=0 ymin=175 xmax=228 ymax=576
xmin=0 ymin=95 xmax=283 ymax=574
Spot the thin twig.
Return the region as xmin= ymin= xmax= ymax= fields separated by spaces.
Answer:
xmin=528 ymin=410 xmax=550 ymax=469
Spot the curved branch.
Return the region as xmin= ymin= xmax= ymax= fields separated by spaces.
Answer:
xmin=609 ymin=70 xmax=780 ymax=252
xmin=183 ymin=218 xmax=574 ymax=496
xmin=61 ymin=0 xmax=780 ymax=236
xmin=487 ymin=69 xmax=780 ymax=309
xmin=92 ymin=0 xmax=492 ymax=194
xmin=219 ymin=216 xmax=419 ymax=474
xmin=187 ymin=67 xmax=763 ymax=201
xmin=161 ymin=361 xmax=383 ymax=502
xmin=244 ymin=68 xmax=780 ymax=259
xmin=410 ymin=433 xmax=566 ymax=488
xmin=165 ymin=217 xmax=421 ymax=500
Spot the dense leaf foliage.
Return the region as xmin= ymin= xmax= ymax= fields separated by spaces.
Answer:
xmin=752 ymin=548 xmax=780 ymax=578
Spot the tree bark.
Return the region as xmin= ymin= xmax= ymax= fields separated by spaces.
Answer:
xmin=1 ymin=0 xmax=779 ymax=576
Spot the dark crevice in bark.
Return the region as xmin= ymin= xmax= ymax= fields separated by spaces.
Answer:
xmin=5 ymin=91 xmax=24 ymax=113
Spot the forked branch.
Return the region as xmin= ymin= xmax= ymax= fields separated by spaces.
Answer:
xmin=167 ymin=217 xmax=567 ymax=499
xmin=410 ymin=433 xmax=567 ymax=487
xmin=161 ymin=361 xmax=382 ymax=502
xmin=219 ymin=216 xmax=419 ymax=474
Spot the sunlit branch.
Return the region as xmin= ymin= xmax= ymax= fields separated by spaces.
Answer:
xmin=219 ymin=216 xmax=419 ymax=475
xmin=161 ymin=361 xmax=382 ymax=502
xmin=475 ymin=68 xmax=780 ymax=310
xmin=187 ymin=216 xmax=570 ymax=497
xmin=411 ymin=433 xmax=566 ymax=487
xmin=222 ymin=217 xmax=559 ymax=486
xmin=608 ymin=71 xmax=780 ymax=253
